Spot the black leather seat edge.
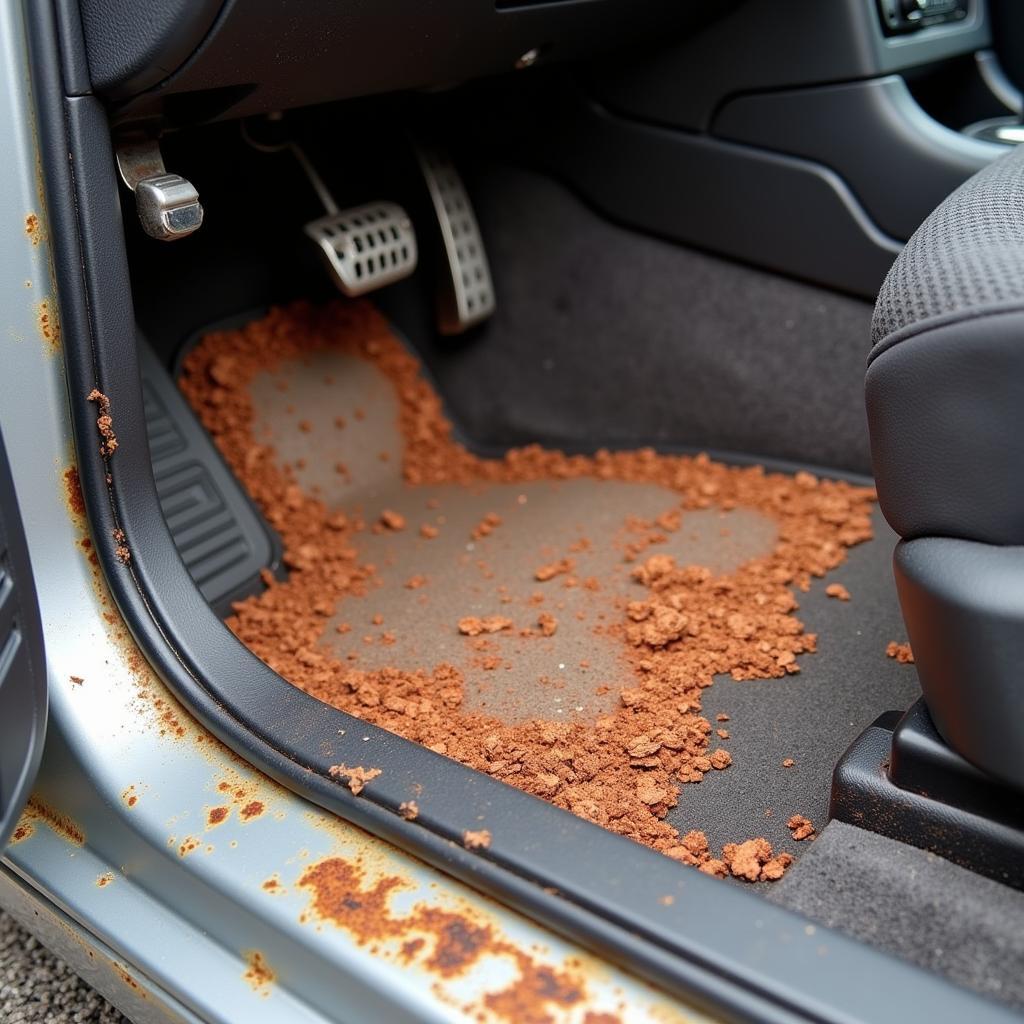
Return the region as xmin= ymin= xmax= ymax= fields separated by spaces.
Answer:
xmin=868 ymin=142 xmax=1024 ymax=791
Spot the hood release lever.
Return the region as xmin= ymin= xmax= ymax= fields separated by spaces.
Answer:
xmin=115 ymin=139 xmax=203 ymax=242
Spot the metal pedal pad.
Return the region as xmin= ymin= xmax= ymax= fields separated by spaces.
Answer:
xmin=305 ymin=202 xmax=418 ymax=298
xmin=416 ymin=146 xmax=495 ymax=334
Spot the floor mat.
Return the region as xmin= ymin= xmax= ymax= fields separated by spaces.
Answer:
xmin=178 ymin=300 xmax=917 ymax=884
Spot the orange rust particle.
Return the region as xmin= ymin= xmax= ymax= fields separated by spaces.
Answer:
xmin=379 ymin=508 xmax=405 ymax=531
xmin=886 ymin=641 xmax=914 ymax=664
xmin=179 ymin=836 xmax=200 ymax=857
xmin=25 ymin=213 xmax=41 ymax=244
xmin=207 ymin=806 xmax=230 ymax=827
xmin=463 ymin=829 xmax=491 ymax=851
xmin=419 ymin=523 xmax=439 ymax=539
xmin=537 ymin=613 xmax=558 ymax=637
xmin=457 ymin=616 xmax=512 ymax=637
xmin=111 ymin=526 xmax=131 ymax=565
xmin=787 ymin=814 xmax=816 ymax=841
xmin=25 ymin=797 xmax=85 ymax=846
xmin=121 ymin=786 xmax=139 ymax=808
xmin=243 ymin=950 xmax=276 ymax=993
xmin=825 ymin=583 xmax=851 ymax=601
xmin=97 ymin=872 xmax=114 ymax=888
xmin=240 ymin=800 xmax=265 ymax=821
xmin=63 ymin=466 xmax=86 ymax=519
xmin=398 ymin=800 xmax=419 ymax=821
xmin=534 ymin=558 xmax=574 ymax=582
xmin=69 ymin=675 xmax=84 ymax=686
xmin=10 ymin=822 xmax=34 ymax=844
xmin=782 ymin=758 xmax=796 ymax=768
xmin=262 ymin=878 xmax=281 ymax=892
xmin=328 ymin=764 xmax=381 ymax=795
xmin=86 ymin=389 xmax=119 ymax=458
xmin=471 ymin=512 xmax=502 ymax=540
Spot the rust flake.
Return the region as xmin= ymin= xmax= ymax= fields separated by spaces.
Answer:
xmin=25 ymin=213 xmax=42 ymax=246
xmin=96 ymin=872 xmax=114 ymax=888
xmin=243 ymin=950 xmax=276 ymax=994
xmin=25 ymin=797 xmax=85 ymax=846
xmin=121 ymin=785 xmax=139 ymax=809
xmin=297 ymin=856 xmax=586 ymax=1022
xmin=207 ymin=805 xmax=230 ymax=828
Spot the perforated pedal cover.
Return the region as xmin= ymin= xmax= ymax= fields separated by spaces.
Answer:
xmin=304 ymin=202 xmax=417 ymax=297
xmin=416 ymin=147 xmax=495 ymax=334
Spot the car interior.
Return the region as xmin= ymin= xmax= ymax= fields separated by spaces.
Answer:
xmin=15 ymin=0 xmax=1024 ymax=1019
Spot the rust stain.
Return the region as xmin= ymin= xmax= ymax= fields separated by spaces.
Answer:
xmin=25 ymin=797 xmax=85 ymax=846
xmin=96 ymin=872 xmax=114 ymax=888
xmin=121 ymin=785 xmax=139 ymax=808
xmin=112 ymin=963 xmax=145 ymax=997
xmin=298 ymin=856 xmax=586 ymax=1022
xmin=63 ymin=465 xmax=86 ymax=521
xmin=37 ymin=299 xmax=59 ymax=354
xmin=9 ymin=821 xmax=34 ymax=844
xmin=262 ymin=876 xmax=283 ymax=893
xmin=178 ymin=836 xmax=200 ymax=857
xmin=240 ymin=800 xmax=265 ymax=822
xmin=207 ymin=805 xmax=230 ymax=827
xmin=25 ymin=212 xmax=42 ymax=246
xmin=243 ymin=950 xmax=276 ymax=994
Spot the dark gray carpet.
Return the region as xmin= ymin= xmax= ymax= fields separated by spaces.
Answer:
xmin=769 ymin=821 xmax=1024 ymax=1012
xmin=0 ymin=913 xmax=127 ymax=1023
xmin=666 ymin=506 xmax=923 ymax=861
xmin=401 ymin=161 xmax=876 ymax=475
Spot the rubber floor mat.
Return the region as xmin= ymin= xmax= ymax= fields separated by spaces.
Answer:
xmin=179 ymin=301 xmax=921 ymax=884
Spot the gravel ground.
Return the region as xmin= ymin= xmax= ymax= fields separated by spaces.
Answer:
xmin=1 ymin=912 xmax=128 ymax=1023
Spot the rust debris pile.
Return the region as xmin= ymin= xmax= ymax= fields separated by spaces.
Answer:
xmin=180 ymin=301 xmax=876 ymax=882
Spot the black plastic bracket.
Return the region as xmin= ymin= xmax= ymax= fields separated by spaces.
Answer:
xmin=831 ymin=699 xmax=1024 ymax=889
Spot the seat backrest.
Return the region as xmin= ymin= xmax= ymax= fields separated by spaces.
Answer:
xmin=868 ymin=143 xmax=1024 ymax=546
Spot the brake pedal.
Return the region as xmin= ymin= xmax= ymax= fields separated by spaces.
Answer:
xmin=416 ymin=146 xmax=495 ymax=334
xmin=291 ymin=145 xmax=417 ymax=297
xmin=242 ymin=120 xmax=418 ymax=298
